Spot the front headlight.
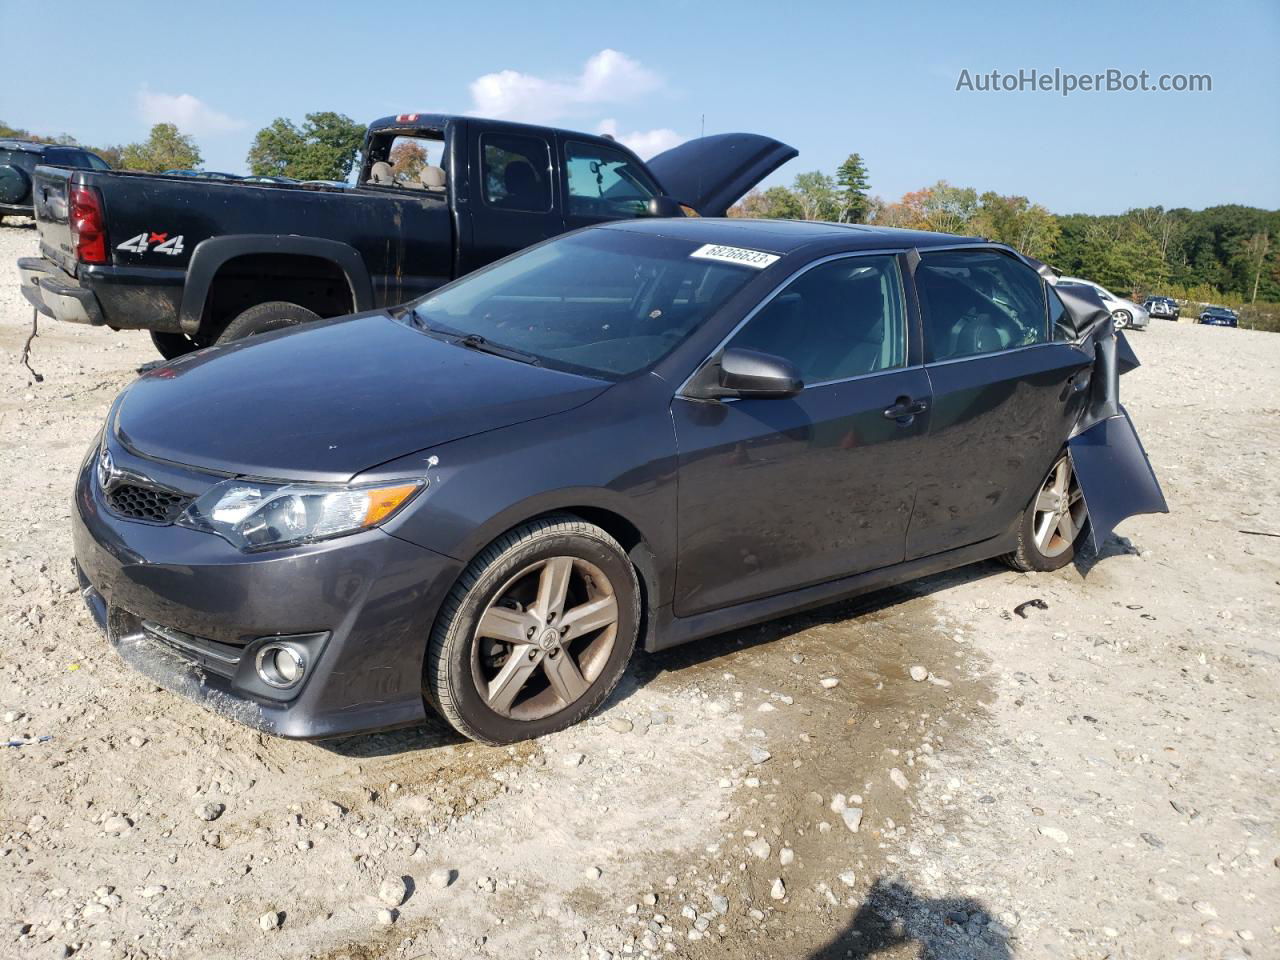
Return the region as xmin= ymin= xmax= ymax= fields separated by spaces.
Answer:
xmin=177 ymin=478 xmax=424 ymax=551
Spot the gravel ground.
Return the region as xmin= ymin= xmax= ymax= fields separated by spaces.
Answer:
xmin=1 ymin=220 xmax=1277 ymax=960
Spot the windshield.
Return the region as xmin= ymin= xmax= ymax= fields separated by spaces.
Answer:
xmin=405 ymin=230 xmax=763 ymax=378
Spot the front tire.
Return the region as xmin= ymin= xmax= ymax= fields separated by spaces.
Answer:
xmin=1004 ymin=453 xmax=1089 ymax=572
xmin=217 ymin=301 xmax=320 ymax=343
xmin=1112 ymin=310 xmax=1131 ymax=329
xmin=426 ymin=515 xmax=640 ymax=745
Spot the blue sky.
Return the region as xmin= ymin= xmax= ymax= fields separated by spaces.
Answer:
xmin=1 ymin=0 xmax=1276 ymax=213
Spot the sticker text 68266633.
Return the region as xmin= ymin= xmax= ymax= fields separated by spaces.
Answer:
xmin=689 ymin=243 xmax=780 ymax=270
xmin=116 ymin=232 xmax=185 ymax=256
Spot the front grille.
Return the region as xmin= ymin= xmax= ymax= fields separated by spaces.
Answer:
xmin=106 ymin=484 xmax=193 ymax=523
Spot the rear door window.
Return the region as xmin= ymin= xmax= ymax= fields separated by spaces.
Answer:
xmin=917 ymin=250 xmax=1048 ymax=361
xmin=481 ymin=133 xmax=551 ymax=212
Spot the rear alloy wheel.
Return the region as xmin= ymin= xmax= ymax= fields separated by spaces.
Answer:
xmin=1112 ymin=310 xmax=1131 ymax=329
xmin=217 ymin=301 xmax=320 ymax=343
xmin=1004 ymin=453 xmax=1088 ymax=572
xmin=426 ymin=516 xmax=639 ymax=744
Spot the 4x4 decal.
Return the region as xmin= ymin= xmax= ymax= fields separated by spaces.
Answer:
xmin=117 ymin=232 xmax=185 ymax=256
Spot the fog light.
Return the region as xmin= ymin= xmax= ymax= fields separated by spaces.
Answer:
xmin=255 ymin=643 xmax=306 ymax=688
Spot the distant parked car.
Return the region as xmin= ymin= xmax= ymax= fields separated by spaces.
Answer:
xmin=241 ymin=175 xmax=299 ymax=185
xmin=0 ymin=139 xmax=110 ymax=223
xmin=1198 ymin=306 xmax=1238 ymax=327
xmin=1053 ymin=277 xmax=1150 ymax=330
xmin=1143 ymin=295 xmax=1179 ymax=320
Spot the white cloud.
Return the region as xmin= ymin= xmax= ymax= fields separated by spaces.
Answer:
xmin=136 ymin=88 xmax=243 ymax=136
xmin=596 ymin=119 xmax=683 ymax=159
xmin=469 ymin=49 xmax=663 ymax=125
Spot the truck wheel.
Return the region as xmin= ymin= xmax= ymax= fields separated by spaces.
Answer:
xmin=217 ymin=301 xmax=320 ymax=343
xmin=150 ymin=331 xmax=203 ymax=360
xmin=0 ymin=165 xmax=31 ymax=205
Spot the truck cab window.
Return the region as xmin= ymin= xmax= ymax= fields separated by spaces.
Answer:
xmin=368 ymin=135 xmax=446 ymax=192
xmin=564 ymin=141 xmax=659 ymax=218
xmin=482 ymin=134 xmax=551 ymax=213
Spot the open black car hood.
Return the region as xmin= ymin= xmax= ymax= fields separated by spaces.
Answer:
xmin=114 ymin=314 xmax=609 ymax=482
xmin=646 ymin=133 xmax=798 ymax=217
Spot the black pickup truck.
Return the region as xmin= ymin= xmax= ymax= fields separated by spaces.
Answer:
xmin=19 ymin=114 xmax=795 ymax=357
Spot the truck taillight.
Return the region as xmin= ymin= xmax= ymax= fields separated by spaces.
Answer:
xmin=69 ymin=185 xmax=107 ymax=264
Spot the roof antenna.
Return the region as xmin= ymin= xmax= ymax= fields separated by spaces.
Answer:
xmin=700 ymin=114 xmax=705 ymax=139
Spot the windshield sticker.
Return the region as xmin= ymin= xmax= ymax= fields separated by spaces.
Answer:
xmin=690 ymin=243 xmax=780 ymax=269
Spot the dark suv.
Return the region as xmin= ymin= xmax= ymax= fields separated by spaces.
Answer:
xmin=0 ymin=140 xmax=110 ymax=222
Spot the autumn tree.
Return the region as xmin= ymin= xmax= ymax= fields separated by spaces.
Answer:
xmin=119 ymin=123 xmax=202 ymax=173
xmin=389 ymin=139 xmax=428 ymax=182
xmin=971 ymin=192 xmax=1061 ymax=260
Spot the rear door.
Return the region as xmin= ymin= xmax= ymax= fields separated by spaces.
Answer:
xmin=672 ymin=252 xmax=931 ymax=617
xmin=460 ymin=127 xmax=562 ymax=274
xmin=905 ymin=248 xmax=1092 ymax=560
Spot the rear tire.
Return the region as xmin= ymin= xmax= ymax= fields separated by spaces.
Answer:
xmin=1003 ymin=453 xmax=1088 ymax=572
xmin=149 ymin=331 xmax=203 ymax=360
xmin=217 ymin=301 xmax=320 ymax=343
xmin=426 ymin=515 xmax=640 ymax=745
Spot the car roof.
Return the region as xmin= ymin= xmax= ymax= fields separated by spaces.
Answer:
xmin=0 ymin=139 xmax=52 ymax=154
xmin=598 ymin=217 xmax=985 ymax=255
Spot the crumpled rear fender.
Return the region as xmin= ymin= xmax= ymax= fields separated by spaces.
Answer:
xmin=1068 ymin=407 xmax=1168 ymax=552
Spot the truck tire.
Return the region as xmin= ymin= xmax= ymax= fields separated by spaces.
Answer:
xmin=0 ymin=165 xmax=31 ymax=205
xmin=217 ymin=301 xmax=321 ymax=343
xmin=150 ymin=331 xmax=204 ymax=360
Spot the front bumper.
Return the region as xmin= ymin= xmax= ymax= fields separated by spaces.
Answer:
xmin=72 ymin=435 xmax=463 ymax=739
xmin=19 ymin=256 xmax=106 ymax=325
xmin=1200 ymin=317 xmax=1237 ymax=327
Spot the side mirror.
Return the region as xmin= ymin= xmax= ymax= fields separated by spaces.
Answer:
xmin=645 ymin=195 xmax=684 ymax=218
xmin=684 ymin=347 xmax=803 ymax=400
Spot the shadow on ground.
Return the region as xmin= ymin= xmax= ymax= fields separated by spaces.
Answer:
xmin=807 ymin=878 xmax=1012 ymax=960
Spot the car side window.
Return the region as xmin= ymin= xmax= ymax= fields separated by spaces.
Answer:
xmin=481 ymin=133 xmax=551 ymax=213
xmin=917 ymin=250 xmax=1048 ymax=361
xmin=726 ymin=255 xmax=907 ymax=385
xmin=564 ymin=140 xmax=659 ymax=218
xmin=1047 ymin=283 xmax=1073 ymax=341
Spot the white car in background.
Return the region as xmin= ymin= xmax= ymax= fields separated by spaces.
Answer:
xmin=1052 ymin=276 xmax=1150 ymax=330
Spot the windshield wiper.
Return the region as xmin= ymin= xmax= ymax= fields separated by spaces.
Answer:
xmin=456 ymin=333 xmax=541 ymax=366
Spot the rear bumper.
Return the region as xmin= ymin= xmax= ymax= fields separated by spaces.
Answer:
xmin=1 ymin=201 xmax=34 ymax=217
xmin=72 ymin=435 xmax=464 ymax=739
xmin=18 ymin=256 xmax=106 ymax=325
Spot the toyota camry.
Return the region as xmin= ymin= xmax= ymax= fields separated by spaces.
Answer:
xmin=73 ymin=218 xmax=1166 ymax=744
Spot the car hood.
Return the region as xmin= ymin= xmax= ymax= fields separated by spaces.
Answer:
xmin=646 ymin=133 xmax=798 ymax=217
xmin=114 ymin=313 xmax=610 ymax=482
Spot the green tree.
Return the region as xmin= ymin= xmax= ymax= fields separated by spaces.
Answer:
xmin=791 ymin=170 xmax=840 ymax=222
xmin=920 ymin=181 xmax=978 ymax=235
xmin=835 ymin=153 xmax=871 ymax=223
xmin=729 ymin=186 xmax=803 ymax=220
xmin=119 ymin=123 xmax=202 ymax=173
xmin=247 ymin=112 xmax=366 ymax=181
xmin=971 ymin=192 xmax=1061 ymax=261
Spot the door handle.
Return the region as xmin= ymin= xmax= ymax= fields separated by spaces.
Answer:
xmin=883 ymin=397 xmax=929 ymax=421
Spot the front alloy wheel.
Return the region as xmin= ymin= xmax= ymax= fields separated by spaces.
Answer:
xmin=1005 ymin=453 xmax=1089 ymax=572
xmin=473 ymin=556 xmax=619 ymax=720
xmin=1112 ymin=310 xmax=1131 ymax=329
xmin=426 ymin=515 xmax=639 ymax=744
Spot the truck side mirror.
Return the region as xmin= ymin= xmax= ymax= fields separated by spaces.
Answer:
xmin=645 ymin=195 xmax=684 ymax=218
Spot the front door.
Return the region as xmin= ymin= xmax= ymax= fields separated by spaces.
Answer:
xmin=906 ymin=249 xmax=1093 ymax=559
xmin=672 ymin=253 xmax=931 ymax=617
xmin=558 ymin=136 xmax=663 ymax=233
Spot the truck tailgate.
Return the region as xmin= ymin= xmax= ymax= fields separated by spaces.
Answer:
xmin=32 ymin=165 xmax=76 ymax=276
